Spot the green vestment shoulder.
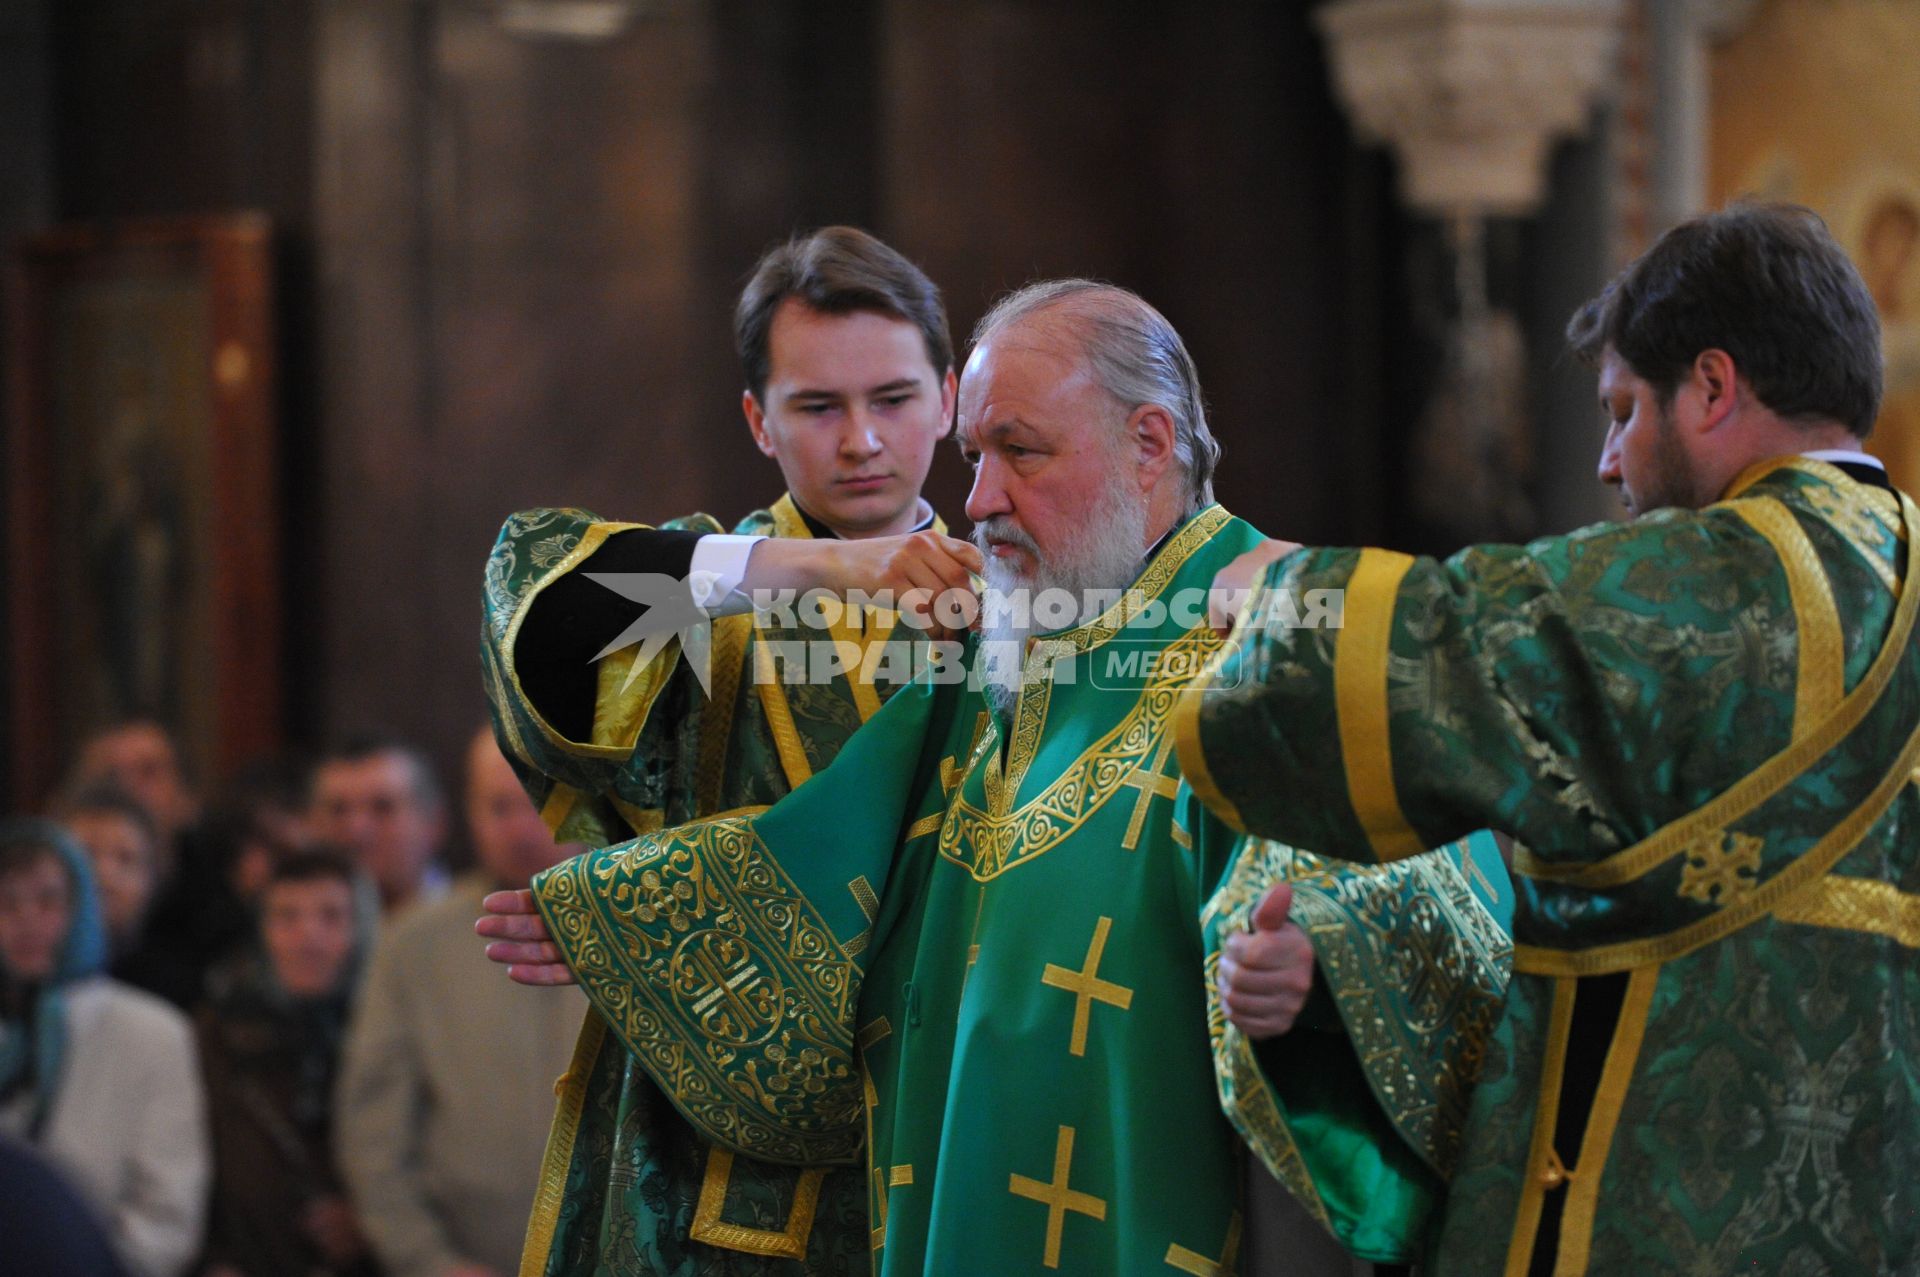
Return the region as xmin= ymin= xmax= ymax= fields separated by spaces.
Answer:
xmin=532 ymin=507 xmax=1509 ymax=1273
xmin=483 ymin=493 xmax=940 ymax=1276
xmin=1178 ymin=458 xmax=1920 ymax=1273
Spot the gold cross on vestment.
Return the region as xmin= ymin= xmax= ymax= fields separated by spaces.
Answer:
xmin=857 ymin=1017 xmax=893 ymax=1250
xmin=869 ymin=1162 xmax=914 ymax=1251
xmin=1678 ymin=830 xmax=1764 ymax=905
xmin=1121 ymin=734 xmax=1180 ymax=851
xmin=1041 ymin=916 xmax=1135 ymax=1057
xmin=1008 ymin=1125 xmax=1107 ymax=1269
xmin=1165 ymin=1212 xmax=1243 ymax=1275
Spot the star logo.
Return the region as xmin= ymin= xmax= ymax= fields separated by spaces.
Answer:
xmin=582 ymin=572 xmax=716 ymax=696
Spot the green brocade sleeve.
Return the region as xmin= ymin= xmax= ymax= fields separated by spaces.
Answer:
xmin=1194 ymin=817 xmax=1513 ymax=1261
xmin=1177 ymin=516 xmax=1769 ymax=864
xmin=529 ymin=675 xmax=962 ymax=1168
xmin=481 ymin=506 xmax=723 ymax=846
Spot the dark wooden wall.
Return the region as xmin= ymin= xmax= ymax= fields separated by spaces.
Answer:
xmin=21 ymin=0 xmax=1416 ymax=790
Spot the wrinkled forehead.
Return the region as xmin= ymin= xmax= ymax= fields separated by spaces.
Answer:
xmin=955 ymin=327 xmax=1106 ymax=446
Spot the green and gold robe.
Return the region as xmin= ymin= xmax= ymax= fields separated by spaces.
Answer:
xmin=1176 ymin=458 xmax=1920 ymax=1274
xmin=528 ymin=507 xmax=1511 ymax=1273
xmin=484 ymin=494 xmax=943 ymax=1275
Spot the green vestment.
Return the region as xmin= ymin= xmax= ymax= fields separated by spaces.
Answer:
xmin=1177 ymin=458 xmax=1920 ymax=1274
xmin=528 ymin=507 xmax=1511 ymax=1274
xmin=484 ymin=494 xmax=940 ymax=1275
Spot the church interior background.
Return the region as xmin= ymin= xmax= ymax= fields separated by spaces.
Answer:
xmin=2 ymin=0 xmax=1915 ymax=806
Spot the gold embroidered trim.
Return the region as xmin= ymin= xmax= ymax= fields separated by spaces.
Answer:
xmin=980 ymin=510 xmax=1230 ymax=830
xmin=1172 ymin=690 xmax=1243 ymax=833
xmin=1164 ymin=1212 xmax=1242 ymax=1276
xmin=1336 ymin=549 xmax=1424 ymax=860
xmin=1731 ymin=498 xmax=1844 ymax=738
xmin=1552 ymin=964 xmax=1659 ymax=1276
xmin=753 ymin=628 xmax=816 ymax=790
xmin=769 ymin=493 xmax=814 ymax=541
xmin=1171 ymin=554 xmax=1277 ymax=835
xmin=1775 ymin=874 xmax=1920 ymax=948
xmin=517 ymin=1011 xmax=606 ymax=1277
xmin=1504 ymin=976 xmax=1575 ymax=1277
xmin=941 ymin=628 xmax=1221 ymax=881
xmin=1204 ymin=949 xmax=1334 ymax=1233
xmin=1043 ymin=506 xmax=1232 ymax=655
xmin=1203 ymin=838 xmax=1511 ymax=1176
xmin=500 ymin=520 xmax=657 ymax=757
xmin=1514 ymin=707 xmax=1920 ymax=976
xmin=689 ymin=1147 xmax=824 ymax=1259
xmin=1780 ymin=457 xmax=1907 ymax=593
xmin=1515 ymin=490 xmax=1920 ymax=892
xmin=534 ymin=816 xmax=864 ymax=1164
xmin=693 ymin=614 xmax=752 ymax=814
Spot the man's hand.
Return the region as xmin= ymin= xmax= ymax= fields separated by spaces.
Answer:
xmin=1207 ymin=539 xmax=1302 ymax=633
xmin=1217 ymin=883 xmax=1316 ymax=1039
xmin=746 ymin=532 xmax=984 ymax=637
xmin=476 ymin=890 xmax=576 ymax=985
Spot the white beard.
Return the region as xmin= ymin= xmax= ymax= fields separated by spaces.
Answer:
xmin=972 ymin=456 xmax=1149 ymax=718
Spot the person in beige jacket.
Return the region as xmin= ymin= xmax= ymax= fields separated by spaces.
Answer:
xmin=335 ymin=729 xmax=584 ymax=1277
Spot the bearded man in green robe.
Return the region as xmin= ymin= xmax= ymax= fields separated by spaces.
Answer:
xmin=1193 ymin=202 xmax=1919 ymax=1274
xmin=483 ymin=280 xmax=1511 ymax=1273
xmin=483 ymin=227 xmax=980 ymax=1274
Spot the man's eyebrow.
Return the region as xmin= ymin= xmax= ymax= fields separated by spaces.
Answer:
xmin=867 ymin=378 xmax=922 ymax=396
xmin=955 ymin=419 xmax=1030 ymax=450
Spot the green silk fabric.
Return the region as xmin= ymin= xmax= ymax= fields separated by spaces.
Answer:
xmin=1184 ymin=460 xmax=1920 ymax=1273
xmin=531 ymin=508 xmax=1509 ymax=1273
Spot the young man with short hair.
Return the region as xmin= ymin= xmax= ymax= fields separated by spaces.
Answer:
xmin=483 ymin=226 xmax=980 ymax=1275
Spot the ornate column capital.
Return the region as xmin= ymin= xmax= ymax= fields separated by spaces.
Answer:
xmin=1315 ymin=0 xmax=1626 ymax=217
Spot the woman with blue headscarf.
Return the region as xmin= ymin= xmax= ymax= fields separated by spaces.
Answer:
xmin=0 ymin=819 xmax=210 ymax=1277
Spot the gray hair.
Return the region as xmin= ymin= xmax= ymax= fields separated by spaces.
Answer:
xmin=971 ymin=279 xmax=1220 ymax=511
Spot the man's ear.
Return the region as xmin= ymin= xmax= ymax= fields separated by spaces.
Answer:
xmin=1687 ymin=349 xmax=1742 ymax=434
xmin=937 ymin=367 xmax=958 ymax=440
xmin=1128 ymin=403 xmax=1177 ymax=491
xmin=742 ymin=390 xmax=779 ymax=458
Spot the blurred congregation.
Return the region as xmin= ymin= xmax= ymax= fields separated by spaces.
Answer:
xmin=1 ymin=717 xmax=584 ymax=1277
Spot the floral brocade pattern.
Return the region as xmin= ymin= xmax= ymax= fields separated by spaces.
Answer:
xmin=536 ymin=817 xmax=865 ymax=1167
xmin=482 ymin=500 xmax=914 ymax=1277
xmin=1193 ymin=460 xmax=1920 ymax=1273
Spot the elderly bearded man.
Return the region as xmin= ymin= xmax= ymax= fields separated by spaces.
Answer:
xmin=482 ymin=282 xmax=1509 ymax=1273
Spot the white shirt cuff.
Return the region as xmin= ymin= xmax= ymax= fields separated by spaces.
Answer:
xmin=687 ymin=534 xmax=767 ymax=616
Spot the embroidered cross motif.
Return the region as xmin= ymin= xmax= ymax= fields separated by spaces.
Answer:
xmin=1164 ymin=1212 xmax=1243 ymax=1275
xmin=1678 ymin=830 xmax=1765 ymax=905
xmin=676 ymin=933 xmax=781 ymax=1045
xmin=1040 ymin=916 xmax=1135 ymax=1056
xmin=1008 ymin=1125 xmax=1107 ymax=1269
xmin=1120 ymin=735 xmax=1181 ymax=851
